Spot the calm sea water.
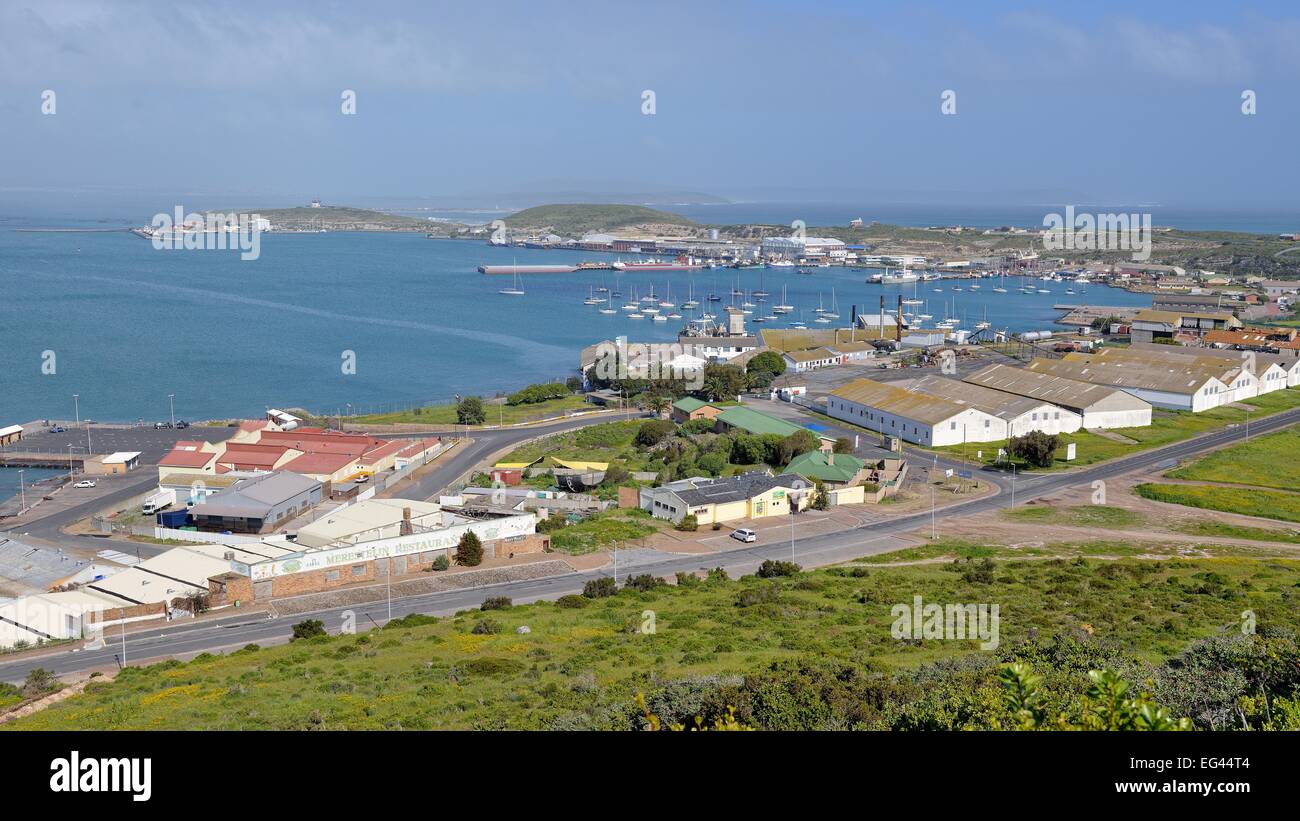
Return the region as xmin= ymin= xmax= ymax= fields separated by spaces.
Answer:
xmin=0 ymin=227 xmax=1153 ymax=428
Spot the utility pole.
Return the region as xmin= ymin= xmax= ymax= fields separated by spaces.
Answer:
xmin=168 ymin=394 xmax=176 ymax=429
xmin=18 ymin=469 xmax=26 ymax=514
xmin=1010 ymin=463 xmax=1017 ymax=508
xmin=386 ymin=555 xmax=392 ymax=621
xmin=930 ymin=484 xmax=936 ymax=539
xmin=73 ymin=394 xmax=79 ymax=429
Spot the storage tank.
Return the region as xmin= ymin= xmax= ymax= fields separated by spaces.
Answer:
xmin=1020 ymin=330 xmax=1055 ymax=342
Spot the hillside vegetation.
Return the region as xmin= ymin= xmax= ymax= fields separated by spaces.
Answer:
xmin=505 ymin=203 xmax=698 ymax=235
xmin=214 ymin=206 xmax=451 ymax=232
xmin=7 ymin=546 xmax=1299 ymax=731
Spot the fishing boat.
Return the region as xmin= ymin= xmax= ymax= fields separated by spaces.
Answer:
xmin=768 ymin=260 xmax=795 ymax=268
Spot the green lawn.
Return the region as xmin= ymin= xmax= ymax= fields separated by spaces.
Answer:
xmin=930 ymin=388 xmax=1300 ymax=471
xmin=8 ymin=548 xmax=1298 ymax=730
xmin=349 ymin=394 xmax=593 ymax=427
xmin=1135 ymin=483 xmax=1300 ymax=524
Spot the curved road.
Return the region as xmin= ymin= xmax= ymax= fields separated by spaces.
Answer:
xmin=2 ymin=406 xmax=1297 ymax=684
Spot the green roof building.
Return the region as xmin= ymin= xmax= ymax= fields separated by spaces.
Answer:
xmin=715 ymin=405 xmax=809 ymax=438
xmin=784 ymin=450 xmax=867 ymax=485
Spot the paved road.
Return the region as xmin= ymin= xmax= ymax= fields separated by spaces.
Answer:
xmin=5 ymin=404 xmax=1296 ymax=684
xmin=379 ymin=411 xmax=645 ymax=501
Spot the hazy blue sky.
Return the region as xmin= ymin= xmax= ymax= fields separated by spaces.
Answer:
xmin=1 ymin=0 xmax=1297 ymax=210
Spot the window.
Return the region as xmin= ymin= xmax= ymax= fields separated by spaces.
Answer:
xmin=950 ymin=421 xmax=957 ymax=430
xmin=351 ymin=564 xmax=366 ymax=576
xmin=325 ymin=570 xmax=340 ymax=582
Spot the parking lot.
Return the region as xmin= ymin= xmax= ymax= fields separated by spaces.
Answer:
xmin=2 ymin=423 xmax=235 ymax=465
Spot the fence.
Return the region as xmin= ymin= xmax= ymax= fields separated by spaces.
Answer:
xmin=152 ymin=527 xmax=261 ymax=544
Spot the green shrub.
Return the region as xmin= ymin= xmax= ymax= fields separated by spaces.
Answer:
xmin=623 ymin=574 xmax=665 ymax=592
xmin=583 ymin=577 xmax=618 ymax=598
xmin=635 ymin=419 xmax=677 ymax=447
xmin=676 ymin=514 xmax=699 ymax=532
xmin=291 ymin=619 xmax=327 ymax=641
xmin=456 ymin=531 xmax=484 ymax=566
xmin=471 ymin=619 xmax=502 ymax=635
xmin=757 ymin=559 xmax=802 ymax=578
xmin=555 ymin=594 xmax=590 ymax=609
xmin=481 ymin=596 xmax=513 ymax=611
xmin=431 ymin=555 xmax=450 ymax=571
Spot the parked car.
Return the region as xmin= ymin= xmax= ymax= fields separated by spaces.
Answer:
xmin=175 ymin=420 xmax=189 ymax=429
xmin=49 ymin=425 xmax=66 ymax=433
xmin=73 ymin=480 xmax=96 ymax=489
xmin=154 ymin=421 xmax=173 ymax=429
xmin=730 ymin=528 xmax=758 ymax=543
xmin=353 ymin=475 xmax=370 ymax=484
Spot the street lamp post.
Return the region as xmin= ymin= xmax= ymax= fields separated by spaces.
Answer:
xmin=73 ymin=394 xmax=79 ymax=429
xmin=1010 ymin=463 xmax=1017 ymax=508
xmin=168 ymin=394 xmax=175 ymax=429
xmin=18 ymin=469 xmax=26 ymax=514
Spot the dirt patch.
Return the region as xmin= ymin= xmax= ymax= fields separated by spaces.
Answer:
xmin=0 ymin=670 xmax=118 ymax=724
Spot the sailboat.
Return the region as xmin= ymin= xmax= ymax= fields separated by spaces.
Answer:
xmin=659 ymin=281 xmax=676 ymax=308
xmin=992 ymin=272 xmax=1008 ymax=294
xmin=823 ymin=288 xmax=841 ymax=320
xmin=753 ymin=269 xmax=769 ymax=298
xmin=599 ymin=293 xmax=618 ymax=314
xmin=583 ymin=285 xmax=602 ymax=305
xmin=499 ymin=264 xmax=525 ymax=296
xmin=682 ymin=280 xmax=700 ymax=309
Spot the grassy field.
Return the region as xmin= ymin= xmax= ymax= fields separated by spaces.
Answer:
xmin=1135 ymin=483 xmax=1300 ymax=524
xmin=8 ymin=544 xmax=1298 ymax=730
xmin=1174 ymin=520 xmax=1300 ymax=545
xmin=504 ymin=204 xmax=697 ymax=235
xmin=1002 ymin=504 xmax=1144 ymax=529
xmin=929 ymin=388 xmax=1300 ymax=471
xmin=544 ymin=508 xmax=662 ymax=555
xmin=1165 ymin=427 xmax=1300 ymax=490
xmin=348 ymin=394 xmax=593 ymax=427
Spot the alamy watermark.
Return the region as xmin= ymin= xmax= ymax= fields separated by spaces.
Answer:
xmin=590 ymin=336 xmax=706 ymax=390
xmin=1041 ymin=205 xmax=1152 ymax=261
xmin=148 ymin=206 xmax=265 ymax=260
xmin=891 ymin=594 xmax=1000 ymax=650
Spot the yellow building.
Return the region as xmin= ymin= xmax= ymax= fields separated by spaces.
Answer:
xmin=640 ymin=472 xmax=808 ymax=525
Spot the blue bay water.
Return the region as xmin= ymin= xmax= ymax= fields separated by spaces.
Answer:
xmin=0 ymin=227 xmax=1153 ymax=427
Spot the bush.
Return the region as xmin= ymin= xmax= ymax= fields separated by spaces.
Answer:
xmin=756 ymin=559 xmax=802 ymax=578
xmin=746 ymin=350 xmax=787 ymax=377
xmin=456 ymin=396 xmax=486 ymax=425
xmin=734 ymin=584 xmax=782 ymax=608
xmin=695 ymin=452 xmax=727 ymax=476
xmin=583 ymin=577 xmax=618 ymax=598
xmin=1009 ymin=431 xmax=1059 ymax=468
xmin=833 ymin=437 xmax=853 ymax=454
xmin=456 ymin=531 xmax=484 ymax=567
xmin=680 ymin=417 xmax=717 ymax=435
xmin=623 ymin=574 xmax=666 ymax=592
xmin=776 ymin=430 xmax=819 ymax=466
xmin=635 ymin=419 xmax=677 ymax=447
xmin=556 ymin=594 xmax=590 ymax=609
xmin=675 ymin=571 xmax=701 ymax=588
xmin=507 ymin=381 xmax=569 ymax=405
xmin=291 ymin=619 xmax=327 ymax=641
xmin=431 ymin=555 xmax=450 ymax=571
xmin=676 ymin=514 xmax=699 ymax=532
xmin=481 ymin=596 xmax=513 ymax=611
xmin=21 ymin=668 xmax=59 ymax=699
xmin=471 ymin=619 xmax=502 ymax=635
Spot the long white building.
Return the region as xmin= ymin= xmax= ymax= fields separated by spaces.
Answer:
xmin=826 ymin=377 xmax=1078 ymax=446
xmin=1065 ymin=348 xmax=1259 ymax=403
xmin=1127 ymin=341 xmax=1299 ymax=391
xmin=1024 ymin=358 xmax=1230 ymax=412
xmin=963 ymin=364 xmax=1153 ymax=429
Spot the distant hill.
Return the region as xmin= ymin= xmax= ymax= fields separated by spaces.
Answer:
xmin=211 ymin=206 xmax=461 ymax=233
xmin=504 ymin=203 xmax=698 ymax=236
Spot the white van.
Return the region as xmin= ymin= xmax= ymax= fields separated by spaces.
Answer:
xmin=730 ymin=528 xmax=758 ymax=543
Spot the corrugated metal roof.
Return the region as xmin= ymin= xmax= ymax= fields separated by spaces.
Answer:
xmin=963 ymin=363 xmax=1151 ymax=412
xmin=830 ymin=378 xmax=969 ymax=426
xmin=1024 ymin=357 xmax=1222 ymax=395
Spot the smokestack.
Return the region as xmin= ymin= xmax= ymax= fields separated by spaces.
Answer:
xmin=400 ymin=506 xmax=412 ymax=536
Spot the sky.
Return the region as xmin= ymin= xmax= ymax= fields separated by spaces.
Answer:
xmin=0 ymin=0 xmax=1297 ymax=212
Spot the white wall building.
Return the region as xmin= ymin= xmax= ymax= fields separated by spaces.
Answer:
xmin=827 ymin=378 xmax=1011 ymax=446
xmin=761 ymin=236 xmax=846 ymax=260
xmin=963 ymin=364 xmax=1153 ymax=429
